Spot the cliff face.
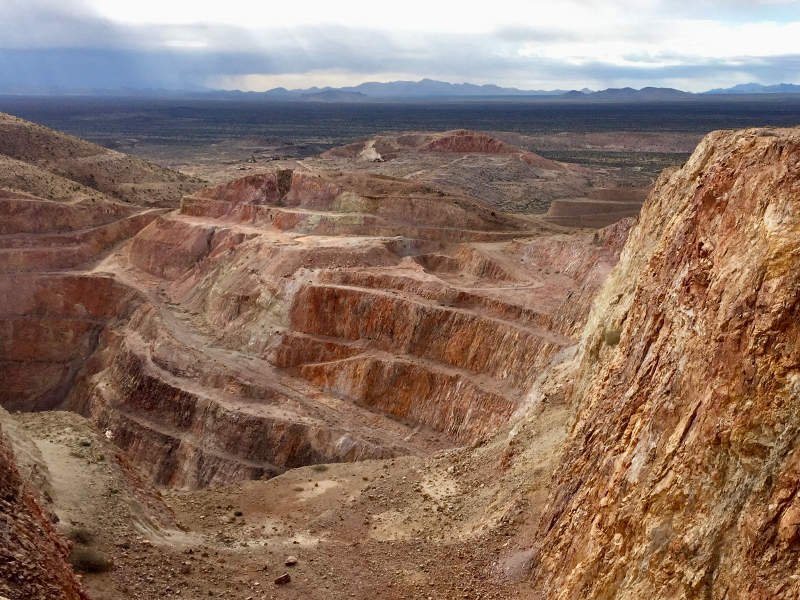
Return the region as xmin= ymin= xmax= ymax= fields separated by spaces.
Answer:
xmin=0 ymin=274 xmax=143 ymax=411
xmin=0 ymin=411 xmax=87 ymax=600
xmin=527 ymin=128 xmax=800 ymax=598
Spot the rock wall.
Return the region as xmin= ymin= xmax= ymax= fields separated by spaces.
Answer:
xmin=0 ymin=411 xmax=87 ymax=600
xmin=0 ymin=274 xmax=143 ymax=411
xmin=527 ymin=127 xmax=800 ymax=599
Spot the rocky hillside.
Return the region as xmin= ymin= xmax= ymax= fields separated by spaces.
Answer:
xmin=0 ymin=113 xmax=203 ymax=207
xmin=525 ymin=127 xmax=800 ymax=598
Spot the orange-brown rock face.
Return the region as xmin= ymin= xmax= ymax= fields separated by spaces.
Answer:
xmin=0 ymin=274 xmax=143 ymax=411
xmin=526 ymin=128 xmax=800 ymax=599
xmin=0 ymin=418 xmax=87 ymax=600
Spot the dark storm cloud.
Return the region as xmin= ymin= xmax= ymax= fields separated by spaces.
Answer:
xmin=2 ymin=0 xmax=121 ymax=49
xmin=3 ymin=43 xmax=798 ymax=92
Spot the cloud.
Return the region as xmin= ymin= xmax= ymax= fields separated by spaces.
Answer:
xmin=1 ymin=0 xmax=799 ymax=92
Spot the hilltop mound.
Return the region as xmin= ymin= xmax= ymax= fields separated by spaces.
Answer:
xmin=316 ymin=129 xmax=643 ymax=220
xmin=421 ymin=129 xmax=565 ymax=170
xmin=322 ymin=129 xmax=562 ymax=169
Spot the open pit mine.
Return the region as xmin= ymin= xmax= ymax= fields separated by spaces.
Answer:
xmin=1 ymin=113 xmax=798 ymax=600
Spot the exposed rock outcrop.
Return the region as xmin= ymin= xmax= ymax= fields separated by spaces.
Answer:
xmin=0 ymin=274 xmax=144 ymax=411
xmin=0 ymin=114 xmax=632 ymax=497
xmin=526 ymin=127 xmax=800 ymax=598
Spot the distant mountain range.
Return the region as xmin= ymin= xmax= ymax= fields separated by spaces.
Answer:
xmin=253 ymin=79 xmax=800 ymax=101
xmin=6 ymin=79 xmax=800 ymax=101
xmin=262 ymin=78 xmax=572 ymax=100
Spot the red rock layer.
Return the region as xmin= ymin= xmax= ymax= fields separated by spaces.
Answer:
xmin=0 ymin=274 xmax=143 ymax=411
xmin=527 ymin=128 xmax=800 ymax=599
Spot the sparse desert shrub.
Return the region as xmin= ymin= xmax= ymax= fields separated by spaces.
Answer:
xmin=68 ymin=527 xmax=93 ymax=545
xmin=604 ymin=328 xmax=621 ymax=346
xmin=69 ymin=546 xmax=112 ymax=573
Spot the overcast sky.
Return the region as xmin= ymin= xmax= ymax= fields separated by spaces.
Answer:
xmin=2 ymin=0 xmax=799 ymax=92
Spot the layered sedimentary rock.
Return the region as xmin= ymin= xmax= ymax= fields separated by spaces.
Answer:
xmin=0 ymin=273 xmax=143 ymax=410
xmin=0 ymin=410 xmax=87 ymax=600
xmin=65 ymin=168 xmax=627 ymax=488
xmin=527 ymin=127 xmax=800 ymax=598
xmin=0 ymin=114 xmax=201 ymax=412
